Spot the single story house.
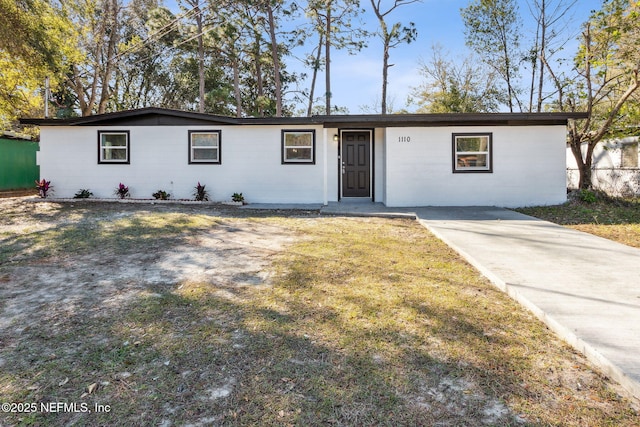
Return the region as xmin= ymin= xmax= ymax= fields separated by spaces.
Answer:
xmin=567 ymin=136 xmax=640 ymax=197
xmin=21 ymin=107 xmax=587 ymax=207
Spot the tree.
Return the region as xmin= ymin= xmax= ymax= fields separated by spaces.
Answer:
xmin=109 ymin=0 xmax=176 ymax=111
xmin=369 ymin=0 xmax=418 ymax=114
xmin=0 ymin=0 xmax=78 ymax=125
xmin=554 ymin=0 xmax=640 ymax=189
xmin=180 ymin=0 xmax=207 ymax=113
xmin=304 ymin=0 xmax=367 ymax=115
xmin=0 ymin=0 xmax=72 ymax=71
xmin=525 ymin=0 xmax=578 ymax=112
xmin=64 ymin=0 xmax=124 ymax=116
xmin=411 ymin=45 xmax=505 ymax=113
xmin=461 ymin=0 xmax=523 ymax=112
xmin=264 ymin=0 xmax=285 ymax=116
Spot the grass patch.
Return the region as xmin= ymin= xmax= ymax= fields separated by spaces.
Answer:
xmin=516 ymin=196 xmax=640 ymax=248
xmin=0 ymin=202 xmax=638 ymax=426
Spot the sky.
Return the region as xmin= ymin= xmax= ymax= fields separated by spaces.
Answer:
xmin=165 ymin=0 xmax=605 ymax=114
xmin=316 ymin=0 xmax=604 ymax=113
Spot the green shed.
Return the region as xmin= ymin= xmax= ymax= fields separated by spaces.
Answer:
xmin=0 ymin=134 xmax=40 ymax=191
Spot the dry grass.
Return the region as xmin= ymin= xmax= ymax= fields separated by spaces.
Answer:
xmin=516 ymin=196 xmax=640 ymax=248
xmin=0 ymin=200 xmax=638 ymax=426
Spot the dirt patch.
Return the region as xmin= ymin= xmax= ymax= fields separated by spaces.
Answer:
xmin=0 ymin=198 xmax=299 ymax=338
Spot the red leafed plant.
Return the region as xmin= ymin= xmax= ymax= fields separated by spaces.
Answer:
xmin=193 ymin=181 xmax=209 ymax=201
xmin=35 ymin=179 xmax=52 ymax=198
xmin=114 ymin=183 xmax=130 ymax=199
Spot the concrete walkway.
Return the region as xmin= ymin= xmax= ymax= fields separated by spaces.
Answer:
xmin=319 ymin=202 xmax=640 ymax=403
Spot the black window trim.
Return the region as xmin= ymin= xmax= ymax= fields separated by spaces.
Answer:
xmin=452 ymin=132 xmax=493 ymax=173
xmin=98 ymin=130 xmax=130 ymax=164
xmin=281 ymin=129 xmax=316 ymax=165
xmin=188 ymin=130 xmax=222 ymax=165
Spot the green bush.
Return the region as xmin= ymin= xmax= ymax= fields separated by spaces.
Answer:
xmin=152 ymin=190 xmax=170 ymax=200
xmin=579 ymin=189 xmax=597 ymax=204
xmin=73 ymin=189 xmax=93 ymax=199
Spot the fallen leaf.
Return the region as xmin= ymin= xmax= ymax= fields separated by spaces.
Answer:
xmin=87 ymin=383 xmax=98 ymax=394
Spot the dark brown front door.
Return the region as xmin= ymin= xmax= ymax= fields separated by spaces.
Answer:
xmin=342 ymin=131 xmax=371 ymax=198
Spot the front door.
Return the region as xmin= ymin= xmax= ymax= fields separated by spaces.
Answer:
xmin=342 ymin=131 xmax=371 ymax=198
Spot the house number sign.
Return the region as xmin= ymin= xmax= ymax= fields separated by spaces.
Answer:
xmin=398 ymin=136 xmax=411 ymax=142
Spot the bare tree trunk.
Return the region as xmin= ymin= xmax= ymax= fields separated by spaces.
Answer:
xmin=307 ymin=33 xmax=323 ymax=117
xmin=98 ymin=0 xmax=119 ymax=114
xmin=325 ymin=0 xmax=332 ymax=115
xmin=195 ymin=1 xmax=205 ymax=113
xmin=499 ymin=28 xmax=516 ymax=112
xmin=232 ymin=54 xmax=242 ymax=117
xmin=266 ymin=3 xmax=282 ymax=116
xmin=370 ymin=0 xmax=418 ymax=115
xmin=529 ymin=23 xmax=539 ymax=112
xmin=536 ymin=0 xmax=546 ymax=113
xmin=252 ymin=30 xmax=265 ymax=117
xmin=381 ymin=38 xmax=389 ymax=114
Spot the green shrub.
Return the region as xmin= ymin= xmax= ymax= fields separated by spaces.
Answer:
xmin=152 ymin=190 xmax=170 ymax=200
xmin=579 ymin=189 xmax=597 ymax=204
xmin=73 ymin=189 xmax=93 ymax=199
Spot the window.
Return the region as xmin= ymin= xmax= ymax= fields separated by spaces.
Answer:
xmin=621 ymin=142 xmax=638 ymax=168
xmin=282 ymin=130 xmax=315 ymax=164
xmin=189 ymin=130 xmax=221 ymax=164
xmin=98 ymin=131 xmax=130 ymax=164
xmin=452 ymin=133 xmax=492 ymax=173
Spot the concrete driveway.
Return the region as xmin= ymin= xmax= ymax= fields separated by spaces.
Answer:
xmin=414 ymin=207 xmax=640 ymax=404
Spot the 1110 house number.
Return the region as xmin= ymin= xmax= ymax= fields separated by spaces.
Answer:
xmin=398 ymin=136 xmax=411 ymax=142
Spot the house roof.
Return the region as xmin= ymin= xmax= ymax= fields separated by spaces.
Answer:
xmin=1 ymin=130 xmax=33 ymax=141
xmin=19 ymin=106 xmax=588 ymax=128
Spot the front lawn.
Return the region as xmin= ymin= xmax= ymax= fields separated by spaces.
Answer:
xmin=0 ymin=199 xmax=638 ymax=426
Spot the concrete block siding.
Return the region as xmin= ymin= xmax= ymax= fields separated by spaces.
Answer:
xmin=40 ymin=125 xmax=330 ymax=203
xmin=383 ymin=126 xmax=567 ymax=208
xmin=28 ymin=109 xmax=582 ymax=207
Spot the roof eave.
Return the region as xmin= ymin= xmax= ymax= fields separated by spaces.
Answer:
xmin=19 ymin=110 xmax=589 ymax=127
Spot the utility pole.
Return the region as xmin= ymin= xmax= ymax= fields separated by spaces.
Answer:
xmin=44 ymin=76 xmax=50 ymax=118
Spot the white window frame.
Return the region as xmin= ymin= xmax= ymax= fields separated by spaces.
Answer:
xmin=189 ymin=130 xmax=221 ymax=164
xmin=98 ymin=131 xmax=130 ymax=164
xmin=282 ymin=130 xmax=316 ymax=164
xmin=452 ymin=133 xmax=493 ymax=173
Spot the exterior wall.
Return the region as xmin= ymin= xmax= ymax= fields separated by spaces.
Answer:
xmin=383 ymin=126 xmax=567 ymax=208
xmin=0 ymin=138 xmax=39 ymax=190
xmin=38 ymin=125 xmax=331 ymax=203
xmin=567 ymin=137 xmax=640 ymax=196
xmin=373 ymin=128 xmax=385 ymax=203
xmin=324 ymin=128 xmax=340 ymax=203
xmin=38 ymin=123 xmax=569 ymax=207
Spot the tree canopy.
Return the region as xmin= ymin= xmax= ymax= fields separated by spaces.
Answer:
xmin=2 ymin=0 xmax=639 ymax=160
xmin=0 ymin=0 xmax=79 ymax=125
